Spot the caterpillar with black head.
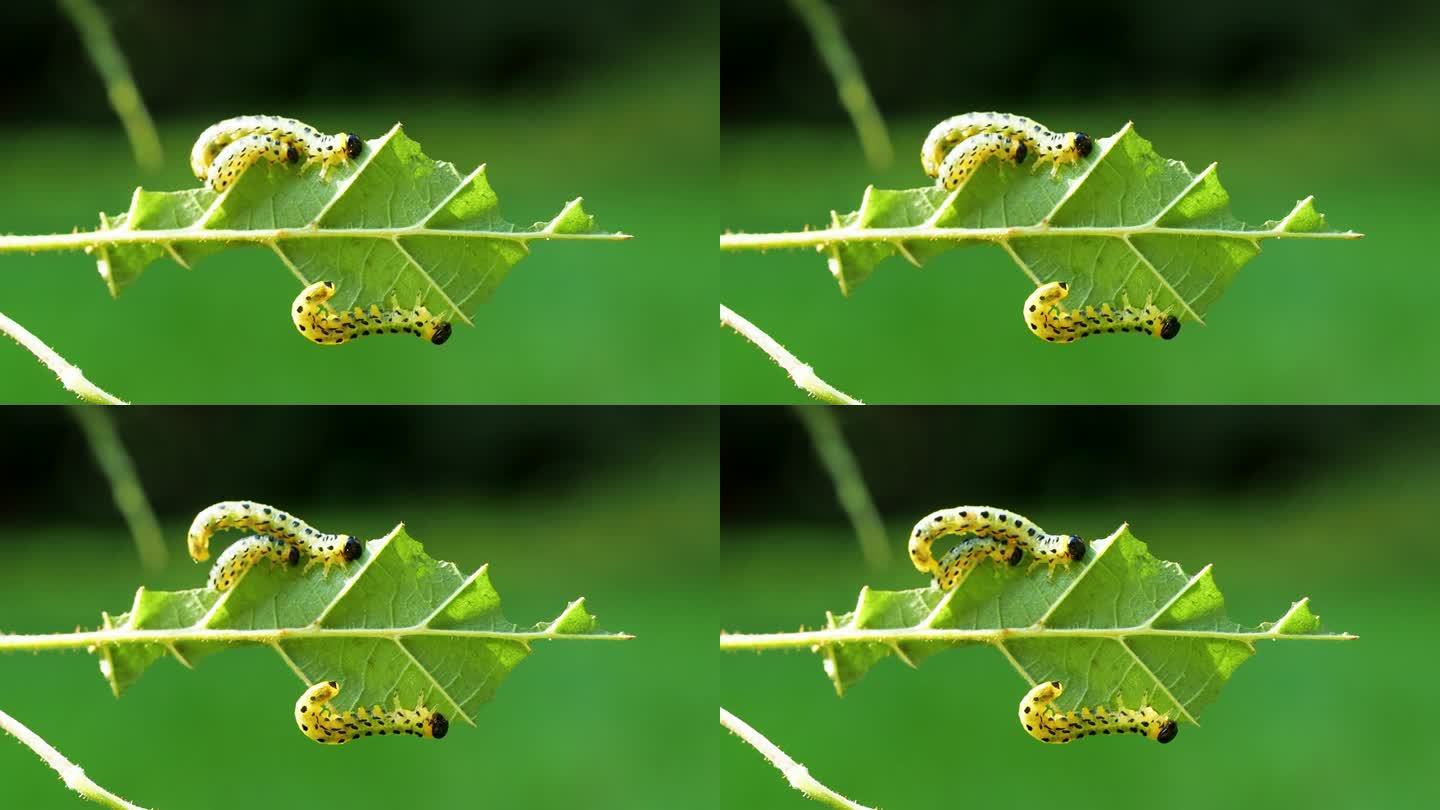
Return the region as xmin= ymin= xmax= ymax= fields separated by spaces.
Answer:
xmin=909 ymin=506 xmax=1085 ymax=590
xmin=190 ymin=115 xmax=363 ymax=183
xmin=205 ymin=134 xmax=301 ymax=193
xmin=934 ymin=132 xmax=1028 ymax=190
xmin=1024 ymin=282 xmax=1181 ymax=344
xmin=292 ymin=281 xmax=453 ymax=346
xmin=295 ymin=681 xmax=449 ymax=745
xmin=921 ymin=112 xmax=1092 ymax=181
xmin=187 ymin=501 xmax=362 ymax=590
xmin=207 ymin=535 xmax=300 ymax=591
xmin=1020 ymin=681 xmax=1177 ymax=745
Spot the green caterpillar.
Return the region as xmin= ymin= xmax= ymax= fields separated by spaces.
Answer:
xmin=1024 ymin=282 xmax=1181 ymax=344
xmin=207 ymin=535 xmax=300 ymax=591
xmin=186 ymin=501 xmax=362 ymax=592
xmin=295 ymin=681 xmax=449 ymax=745
xmin=292 ymin=281 xmax=453 ymax=346
xmin=190 ymin=115 xmax=362 ymax=183
xmin=908 ymin=506 xmax=1085 ymax=590
xmin=1020 ymin=681 xmax=1177 ymax=745
xmin=921 ymin=112 xmax=1092 ymax=181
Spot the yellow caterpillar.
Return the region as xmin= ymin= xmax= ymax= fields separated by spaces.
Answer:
xmin=909 ymin=506 xmax=1085 ymax=590
xmin=186 ymin=501 xmax=362 ymax=589
xmin=934 ymin=132 xmax=1028 ymax=190
xmin=1024 ymin=282 xmax=1181 ymax=344
xmin=205 ymin=134 xmax=300 ymax=193
xmin=1020 ymin=681 xmax=1177 ymax=745
xmin=292 ymin=281 xmax=453 ymax=346
xmin=207 ymin=535 xmax=300 ymax=591
xmin=295 ymin=681 xmax=449 ymax=745
xmin=922 ymin=112 xmax=1092 ymax=180
xmin=190 ymin=115 xmax=362 ymax=182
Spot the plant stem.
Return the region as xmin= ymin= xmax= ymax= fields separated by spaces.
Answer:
xmin=57 ymin=0 xmax=164 ymax=172
xmin=0 ymin=705 xmax=150 ymax=810
xmin=0 ymin=311 xmax=127 ymax=405
xmin=70 ymin=407 xmax=166 ymax=571
xmin=0 ymin=226 xmax=631 ymax=255
xmin=721 ymin=708 xmax=878 ymax=810
xmin=788 ymin=0 xmax=892 ymax=170
xmin=720 ymin=624 xmax=1357 ymax=651
xmin=721 ymin=305 xmax=862 ymax=405
xmin=793 ymin=406 xmax=889 ymax=568
xmin=0 ymin=624 xmax=634 ymax=654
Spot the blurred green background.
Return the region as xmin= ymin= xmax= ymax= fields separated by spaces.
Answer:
xmin=722 ymin=406 xmax=1428 ymax=808
xmin=0 ymin=1 xmax=716 ymax=403
xmin=0 ymin=406 xmax=717 ymax=808
xmin=721 ymin=0 xmax=1440 ymax=403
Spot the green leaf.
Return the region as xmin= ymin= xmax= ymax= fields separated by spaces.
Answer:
xmin=92 ymin=524 xmax=628 ymax=726
xmin=723 ymin=123 xmax=1360 ymax=322
xmin=790 ymin=525 xmax=1351 ymax=725
xmin=89 ymin=123 xmax=628 ymax=326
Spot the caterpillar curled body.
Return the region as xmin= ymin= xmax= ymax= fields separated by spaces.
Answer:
xmin=207 ymin=535 xmax=300 ymax=591
xmin=205 ymin=134 xmax=300 ymax=193
xmin=189 ymin=115 xmax=362 ymax=182
xmin=935 ymin=132 xmax=1028 ymax=190
xmin=295 ymin=681 xmax=449 ymax=745
xmin=908 ymin=506 xmax=1085 ymax=589
xmin=1024 ymin=282 xmax=1181 ymax=344
xmin=921 ymin=112 xmax=1092 ymax=180
xmin=1020 ymin=681 xmax=1177 ymax=745
xmin=186 ymin=501 xmax=362 ymax=580
xmin=292 ymin=281 xmax=453 ymax=346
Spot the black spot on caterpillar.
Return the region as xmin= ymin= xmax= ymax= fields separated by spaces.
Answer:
xmin=1020 ymin=681 xmax=1177 ymax=745
xmin=292 ymin=281 xmax=453 ymax=347
xmin=908 ymin=506 xmax=1085 ymax=590
xmin=207 ymin=535 xmax=300 ymax=591
xmin=190 ymin=115 xmax=362 ymax=182
xmin=295 ymin=681 xmax=449 ymax=745
xmin=1024 ymin=281 xmax=1181 ymax=344
xmin=206 ymin=135 xmax=301 ymax=193
xmin=922 ymin=112 xmax=1091 ymax=180
xmin=187 ymin=501 xmax=362 ymax=591
xmin=935 ymin=132 xmax=1028 ymax=190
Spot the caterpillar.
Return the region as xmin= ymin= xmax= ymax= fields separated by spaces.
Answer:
xmin=190 ymin=115 xmax=362 ymax=182
xmin=292 ymin=281 xmax=453 ymax=346
xmin=908 ymin=506 xmax=1085 ymax=589
xmin=934 ymin=132 xmax=1028 ymax=190
xmin=1024 ymin=282 xmax=1181 ymax=344
xmin=205 ymin=134 xmax=301 ymax=193
xmin=1019 ymin=681 xmax=1177 ymax=745
xmin=295 ymin=681 xmax=449 ymax=745
xmin=921 ymin=112 xmax=1093 ymax=180
xmin=207 ymin=535 xmax=300 ymax=592
xmin=186 ymin=501 xmax=362 ymax=579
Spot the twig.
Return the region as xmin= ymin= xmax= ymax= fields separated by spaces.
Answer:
xmin=721 ymin=708 xmax=877 ymax=810
xmin=721 ymin=305 xmax=862 ymax=405
xmin=787 ymin=0 xmax=892 ymax=170
xmin=0 ymin=311 xmax=128 ymax=405
xmin=793 ymin=406 xmax=889 ymax=568
xmin=57 ymin=0 xmax=163 ymax=171
xmin=0 ymin=705 xmax=151 ymax=810
xmin=71 ymin=407 xmax=166 ymax=570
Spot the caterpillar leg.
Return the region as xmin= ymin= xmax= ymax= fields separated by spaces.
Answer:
xmin=296 ymin=681 xmax=449 ymax=745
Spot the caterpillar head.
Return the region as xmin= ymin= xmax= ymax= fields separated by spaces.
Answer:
xmin=430 ymin=322 xmax=453 ymax=346
xmin=1033 ymin=681 xmax=1064 ymax=704
xmin=302 ymin=281 xmax=337 ymax=306
xmin=1154 ymin=718 xmax=1178 ymax=744
xmin=1011 ymin=140 xmax=1028 ymax=165
xmin=311 ymin=681 xmax=341 ymax=702
xmin=285 ymin=144 xmax=301 ymax=164
xmin=341 ymin=536 xmax=364 ymax=562
xmin=1005 ymin=545 xmax=1023 ymax=566
xmin=1072 ymin=132 xmax=1093 ymax=159
xmin=286 ymin=545 xmax=301 ymax=566
xmin=1158 ymin=315 xmax=1181 ymax=340
xmin=1065 ymin=536 xmax=1086 ymax=562
xmin=342 ymin=133 xmax=363 ymax=159
xmin=427 ymin=712 xmax=450 ymax=739
xmin=1035 ymin=281 xmax=1070 ymax=307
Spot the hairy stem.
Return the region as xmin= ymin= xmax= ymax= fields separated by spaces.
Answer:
xmin=721 ymin=305 xmax=862 ymax=405
xmin=793 ymin=406 xmax=888 ymax=568
xmin=720 ymin=624 xmax=1357 ymax=652
xmin=788 ymin=0 xmax=892 ymax=170
xmin=0 ymin=624 xmax=633 ymax=654
xmin=0 ymin=705 xmax=150 ymax=810
xmin=0 ymin=226 xmax=631 ymax=255
xmin=721 ymin=708 xmax=877 ymax=810
xmin=58 ymin=0 xmax=163 ymax=172
xmin=71 ymin=407 xmax=166 ymax=570
xmin=0 ymin=311 xmax=127 ymax=405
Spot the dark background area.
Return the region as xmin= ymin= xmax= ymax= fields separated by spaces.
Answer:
xmin=722 ymin=0 xmax=1440 ymax=123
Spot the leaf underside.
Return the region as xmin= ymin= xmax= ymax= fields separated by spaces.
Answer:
xmin=816 ymin=526 xmax=1342 ymax=725
xmin=95 ymin=525 xmax=612 ymax=726
xmin=819 ymin=123 xmax=1351 ymax=322
xmin=94 ymin=124 xmax=613 ymax=325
